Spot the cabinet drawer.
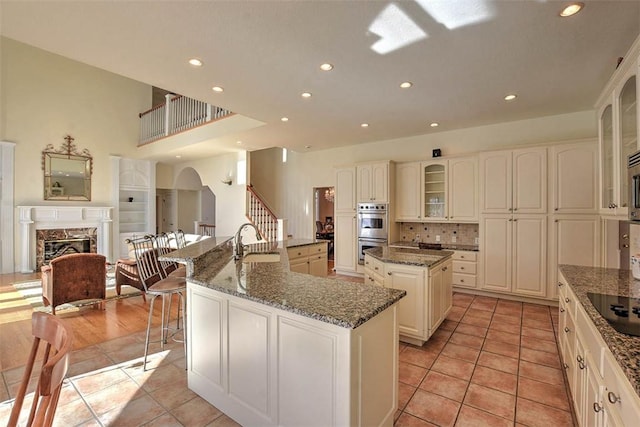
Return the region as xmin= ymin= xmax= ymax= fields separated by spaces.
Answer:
xmin=364 ymin=256 xmax=384 ymax=275
xmin=453 ymin=261 xmax=476 ymax=274
xmin=452 ymin=251 xmax=477 ymax=262
xmin=576 ymin=305 xmax=605 ymax=377
xmin=560 ymin=312 xmax=576 ymax=362
xmin=602 ymin=351 xmax=640 ymax=426
xmin=452 ymin=273 xmax=476 ymax=287
xmin=309 ymin=243 xmax=328 ymax=254
xmin=287 ymin=246 xmax=310 ymax=260
xmin=560 ymin=285 xmax=577 ymax=318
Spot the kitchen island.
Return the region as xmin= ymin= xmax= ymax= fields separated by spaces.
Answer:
xmin=558 ymin=265 xmax=640 ymax=426
xmin=169 ymin=238 xmax=406 ymax=427
xmin=364 ymin=246 xmax=453 ymax=345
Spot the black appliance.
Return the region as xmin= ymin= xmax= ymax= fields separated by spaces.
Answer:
xmin=418 ymin=242 xmax=443 ymax=250
xmin=586 ymin=292 xmax=640 ymax=337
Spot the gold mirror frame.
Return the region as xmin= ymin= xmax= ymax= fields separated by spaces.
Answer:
xmin=42 ymin=135 xmax=93 ymax=201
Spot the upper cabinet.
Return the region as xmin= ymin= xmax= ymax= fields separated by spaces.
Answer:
xmin=395 ymin=157 xmax=478 ymax=223
xmin=480 ymin=147 xmax=547 ymax=215
xmin=596 ymin=36 xmax=640 ymax=217
xmin=550 ymin=141 xmax=599 ymax=214
xmin=334 ymin=166 xmax=357 ymax=213
xmin=357 ymin=162 xmax=390 ymax=203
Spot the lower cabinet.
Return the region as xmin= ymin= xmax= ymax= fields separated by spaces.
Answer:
xmin=334 ymin=214 xmax=357 ymax=274
xmin=452 ymin=250 xmax=477 ymax=289
xmin=187 ymin=282 xmax=399 ymax=427
xmin=558 ymin=271 xmax=640 ymax=426
xmin=287 ymin=243 xmax=328 ymax=277
xmin=365 ymin=255 xmax=453 ymax=345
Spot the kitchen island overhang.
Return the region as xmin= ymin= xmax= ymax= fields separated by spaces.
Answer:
xmin=177 ymin=239 xmax=405 ymax=427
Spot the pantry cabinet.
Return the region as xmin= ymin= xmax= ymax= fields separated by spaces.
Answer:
xmin=596 ymin=36 xmax=640 ymax=218
xmin=334 ymin=166 xmax=357 ymax=275
xmin=335 ymin=166 xmax=357 ymax=213
xmin=480 ymin=214 xmax=547 ymax=298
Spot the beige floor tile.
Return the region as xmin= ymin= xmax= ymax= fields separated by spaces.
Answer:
xmin=99 ymin=394 xmax=166 ymax=427
xmin=476 ymin=351 xmax=519 ymax=375
xmin=460 ymin=314 xmax=491 ymax=329
xmin=517 ymin=377 xmax=570 ymax=411
xmin=205 ymin=414 xmax=243 ymax=427
xmin=170 ymin=395 xmax=223 ymax=426
xmin=471 ymin=365 xmax=517 ymax=395
xmin=454 ymin=323 xmax=488 ymax=338
xmin=521 ymin=325 xmax=557 ymax=342
xmin=419 ymin=370 xmax=469 ymax=402
xmin=521 ymin=335 xmax=559 ymax=354
xmin=67 ymin=354 xmax=116 ymax=378
xmin=72 ymin=366 xmax=129 ymax=396
xmin=441 ymin=342 xmax=480 ymax=363
xmin=398 ymin=382 xmax=417 ymax=411
xmin=492 ymin=312 xmax=522 ymax=325
xmin=405 ymin=389 xmax=461 ymax=427
xmin=464 ymin=308 xmax=494 ymax=320
xmin=448 ymin=332 xmax=484 ymax=350
xmin=84 ymin=377 xmax=147 ymax=415
xmin=482 ymin=339 xmax=520 ymax=359
xmin=485 ymin=329 xmax=521 ymax=346
xmin=399 ymin=362 xmax=428 ymax=387
xmin=463 ymin=383 xmax=515 ymax=420
xmin=143 ymin=412 xmax=184 ymax=427
xmin=520 ymin=347 xmax=561 ymax=369
xmin=489 ymin=319 xmax=521 ymax=335
xmin=51 ymin=395 xmax=95 ymax=427
xmin=515 ymin=397 xmax=574 ymax=427
xmin=395 ymin=411 xmax=438 ymax=426
xmin=519 ymin=360 xmax=565 ymax=386
xmin=431 ymin=355 xmax=476 ymax=381
xmin=149 ymin=376 xmax=196 ymax=410
xmin=399 ymin=347 xmax=438 ymax=369
xmin=454 ymin=404 xmax=513 ymax=427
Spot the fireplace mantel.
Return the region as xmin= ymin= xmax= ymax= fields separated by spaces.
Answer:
xmin=18 ymin=206 xmax=113 ymax=273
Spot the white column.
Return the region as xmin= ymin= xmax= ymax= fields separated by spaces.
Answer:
xmin=0 ymin=142 xmax=15 ymax=273
xmin=18 ymin=207 xmax=35 ymax=273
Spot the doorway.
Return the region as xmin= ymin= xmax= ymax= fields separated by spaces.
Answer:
xmin=314 ymin=187 xmax=335 ymax=260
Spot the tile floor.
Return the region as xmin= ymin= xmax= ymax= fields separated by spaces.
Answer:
xmin=395 ymin=293 xmax=575 ymax=427
xmin=0 ymin=292 xmax=574 ymax=427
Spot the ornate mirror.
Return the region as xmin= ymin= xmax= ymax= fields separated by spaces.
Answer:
xmin=42 ymin=135 xmax=92 ymax=201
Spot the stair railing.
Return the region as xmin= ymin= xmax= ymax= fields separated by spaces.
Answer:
xmin=246 ymin=186 xmax=279 ymax=242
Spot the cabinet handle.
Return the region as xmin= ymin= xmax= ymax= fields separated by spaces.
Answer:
xmin=563 ymin=363 xmax=569 ymax=370
xmin=593 ymin=402 xmax=602 ymax=413
xmin=513 ymin=208 xmax=518 ymax=212
xmin=555 ymin=208 xmax=559 ymax=211
xmin=460 ymin=279 xmax=465 ymax=282
xmin=387 ymin=272 xmax=392 ymax=276
xmin=374 ymin=267 xmax=379 ymax=271
xmin=442 ymin=266 xmax=447 ymax=271
xmin=555 ymin=219 xmax=559 ymax=223
xmin=558 ymin=282 xmax=564 ymax=287
xmin=460 ymin=266 xmax=465 ymax=270
xmin=607 ymin=392 xmax=621 ymax=404
xmin=564 ymin=327 xmax=570 ymax=333
xmin=576 ymin=355 xmax=583 ymax=363
xmin=460 ymin=255 xmax=465 ymax=259
xmin=565 ymin=297 xmax=570 ymax=303
xmin=560 ymin=307 xmax=565 ymax=313
xmin=509 ymin=219 xmax=513 ymax=222
xmin=365 ymin=261 xmax=369 ymax=265
xmin=513 ymin=219 xmax=518 ymax=222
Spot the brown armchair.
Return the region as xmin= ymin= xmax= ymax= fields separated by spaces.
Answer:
xmin=40 ymin=253 xmax=107 ymax=315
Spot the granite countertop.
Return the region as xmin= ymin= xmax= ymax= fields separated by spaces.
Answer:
xmin=559 ymin=264 xmax=640 ymax=397
xmin=160 ymin=236 xmax=234 ymax=263
xmin=188 ymin=240 xmax=406 ymax=330
xmin=388 ymin=241 xmax=479 ymax=252
xmin=364 ymin=246 xmax=453 ymax=268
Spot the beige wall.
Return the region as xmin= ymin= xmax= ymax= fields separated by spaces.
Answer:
xmin=1 ymin=37 xmax=152 ymax=270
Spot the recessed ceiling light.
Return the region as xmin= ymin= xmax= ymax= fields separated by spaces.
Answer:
xmin=301 ymin=92 xmax=312 ymax=98
xmin=212 ymin=86 xmax=224 ymax=93
xmin=188 ymin=58 xmax=203 ymax=67
xmin=305 ymin=145 xmax=311 ymax=149
xmin=320 ymin=63 xmax=334 ymax=71
xmin=559 ymin=2 xmax=584 ymax=17
xmin=400 ymin=82 xmax=413 ymax=89
xmin=281 ymin=117 xmax=289 ymax=122
xmin=361 ymin=123 xmax=369 ymax=128
xmin=175 ymin=155 xmax=182 ymax=158
xmin=236 ymin=141 xmax=243 ymax=144
xmin=504 ymin=94 xmax=517 ymax=101
xmin=430 ymin=122 xmax=439 ymax=127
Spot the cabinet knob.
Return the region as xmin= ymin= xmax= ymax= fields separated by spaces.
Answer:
xmin=387 ymin=272 xmax=392 ymax=276
xmin=513 ymin=208 xmax=518 ymax=212
xmin=554 ymin=208 xmax=558 ymax=211
xmin=564 ymin=327 xmax=570 ymax=333
xmin=365 ymin=261 xmax=369 ymax=265
xmin=374 ymin=266 xmax=379 ymax=271
xmin=460 ymin=255 xmax=465 ymax=259
xmin=560 ymin=307 xmax=565 ymax=313
xmin=460 ymin=266 xmax=464 ymax=270
xmin=460 ymin=279 xmax=465 ymax=282
xmin=513 ymin=219 xmax=518 ymax=222
xmin=593 ymin=402 xmax=603 ymax=413
xmin=565 ymin=297 xmax=570 ymax=303
xmin=563 ymin=363 xmax=569 ymax=370
xmin=558 ymin=282 xmax=564 ymax=287
xmin=607 ymin=391 xmax=621 ymax=404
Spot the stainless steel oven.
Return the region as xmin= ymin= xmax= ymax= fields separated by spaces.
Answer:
xmin=357 ymin=203 xmax=388 ymax=239
xmin=358 ymin=237 xmax=387 ymax=264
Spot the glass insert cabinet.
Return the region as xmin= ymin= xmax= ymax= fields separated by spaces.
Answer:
xmin=423 ymin=162 xmax=447 ymax=219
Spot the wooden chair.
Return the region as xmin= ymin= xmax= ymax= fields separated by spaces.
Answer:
xmin=199 ymin=223 xmax=215 ymax=236
xmin=40 ymin=253 xmax=107 ymax=315
xmin=8 ymin=312 xmax=74 ymax=427
xmin=126 ymin=235 xmax=186 ymax=370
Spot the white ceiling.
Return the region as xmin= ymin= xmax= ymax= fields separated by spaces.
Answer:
xmin=1 ymin=0 xmax=639 ymax=162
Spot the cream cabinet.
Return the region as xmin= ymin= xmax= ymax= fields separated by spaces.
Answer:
xmin=357 ymin=161 xmax=390 ymax=203
xmin=334 ymin=214 xmax=357 ymax=274
xmin=422 ymin=160 xmax=448 ymax=220
xmin=448 ymin=156 xmax=479 ymax=221
xmin=480 ymin=215 xmax=547 ymax=298
xmin=335 ymin=166 xmax=357 ymax=213
xmin=451 ymin=250 xmax=477 ymax=289
xmin=480 ymin=147 xmax=547 ymax=214
xmin=550 ymin=141 xmax=599 ymax=214
xmin=288 ymin=243 xmax=328 ymax=277
xmin=363 ymin=254 xmax=384 ymax=286
xmin=557 ymin=272 xmax=640 ymax=427
xmin=596 ymin=37 xmax=640 ymax=218
xmin=373 ymin=258 xmax=452 ymax=346
xmin=395 ymin=162 xmax=422 ymax=221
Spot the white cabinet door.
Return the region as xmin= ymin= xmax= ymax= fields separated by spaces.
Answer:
xmin=513 ymin=147 xmax=547 ymax=214
xmin=385 ymin=264 xmax=425 ymax=338
xmin=335 ymin=167 xmax=356 ymax=213
xmin=480 ymin=151 xmax=512 ymax=213
xmin=395 ymin=162 xmax=422 ymax=221
xmin=334 ymin=214 xmax=357 ymax=273
xmin=448 ymin=156 xmax=478 ymax=222
xmin=512 ymin=215 xmax=547 ymax=298
xmin=428 ymin=265 xmax=443 ymax=333
xmin=357 ymin=165 xmax=373 ymax=202
xmin=480 ymin=215 xmax=512 ymax=292
xmin=308 ymin=254 xmax=328 ymax=277
xmin=371 ymin=162 xmax=389 ymax=202
xmin=551 ymin=141 xmax=599 ymax=214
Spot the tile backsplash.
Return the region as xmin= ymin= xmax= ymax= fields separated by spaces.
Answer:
xmin=399 ymin=222 xmax=479 ymax=245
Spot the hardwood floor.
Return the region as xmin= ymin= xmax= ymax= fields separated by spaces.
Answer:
xmin=0 ymin=272 xmax=167 ymax=372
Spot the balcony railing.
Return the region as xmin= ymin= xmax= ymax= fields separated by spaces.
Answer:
xmin=138 ymin=94 xmax=233 ymax=145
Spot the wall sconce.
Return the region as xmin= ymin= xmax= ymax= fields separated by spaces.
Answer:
xmin=221 ymin=178 xmax=233 ymax=186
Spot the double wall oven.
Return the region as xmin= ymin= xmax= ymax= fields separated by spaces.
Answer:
xmin=357 ymin=203 xmax=388 ymax=264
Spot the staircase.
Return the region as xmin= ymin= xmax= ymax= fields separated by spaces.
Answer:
xmin=246 ymin=186 xmax=279 ymax=242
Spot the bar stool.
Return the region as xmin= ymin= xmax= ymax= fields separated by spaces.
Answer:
xmin=127 ymin=235 xmax=186 ymax=370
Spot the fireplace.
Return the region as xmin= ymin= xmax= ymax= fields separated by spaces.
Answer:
xmin=36 ymin=228 xmax=97 ymax=269
xmin=18 ymin=206 xmax=113 ymax=273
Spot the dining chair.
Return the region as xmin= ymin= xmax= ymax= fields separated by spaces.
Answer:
xmin=199 ymin=223 xmax=215 ymax=236
xmin=8 ymin=312 xmax=73 ymax=427
xmin=126 ymin=235 xmax=186 ymax=370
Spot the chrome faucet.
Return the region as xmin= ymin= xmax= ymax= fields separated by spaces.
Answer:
xmin=234 ymin=223 xmax=263 ymax=260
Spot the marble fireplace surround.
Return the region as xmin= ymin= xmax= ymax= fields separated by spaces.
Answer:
xmin=18 ymin=206 xmax=113 ymax=273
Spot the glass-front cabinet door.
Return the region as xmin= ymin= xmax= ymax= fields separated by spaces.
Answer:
xmin=601 ymin=104 xmax=614 ymax=210
xmin=619 ymin=75 xmax=637 ymax=210
xmin=422 ymin=161 xmax=447 ymax=220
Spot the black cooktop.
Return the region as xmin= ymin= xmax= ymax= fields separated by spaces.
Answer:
xmin=586 ymin=293 xmax=640 ymax=337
